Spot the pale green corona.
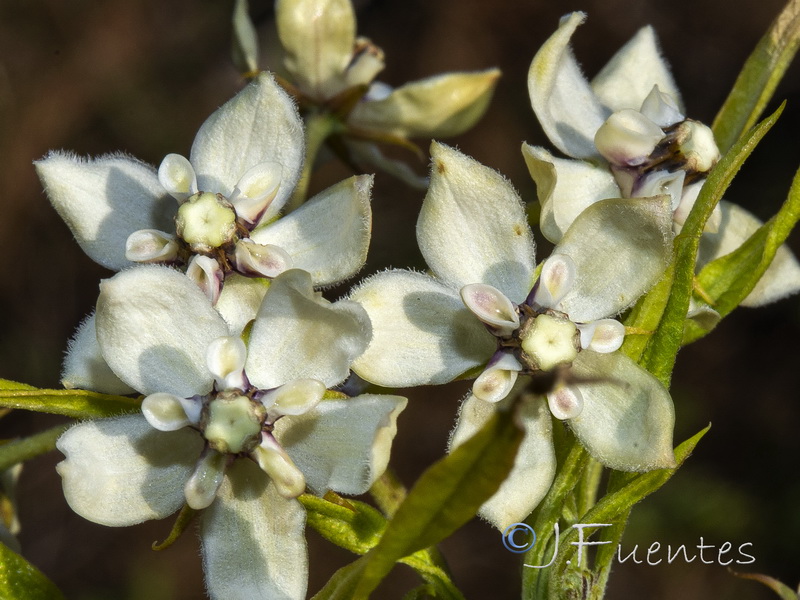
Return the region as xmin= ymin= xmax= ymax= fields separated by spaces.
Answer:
xmin=520 ymin=314 xmax=579 ymax=371
xmin=176 ymin=192 xmax=237 ymax=251
xmin=204 ymin=395 xmax=263 ymax=454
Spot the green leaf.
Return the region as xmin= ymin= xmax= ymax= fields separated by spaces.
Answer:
xmin=0 ymin=424 xmax=69 ymax=472
xmin=314 ymin=407 xmax=524 ymax=600
xmin=299 ymin=494 xmax=387 ymax=556
xmin=638 ymin=104 xmax=783 ymax=387
xmin=231 ymin=0 xmax=259 ymax=75
xmin=0 ymin=388 xmax=141 ymax=419
xmin=0 ymin=380 xmax=35 ymax=392
xmin=730 ymin=571 xmax=800 ymax=600
xmin=0 ymin=541 xmax=65 ymax=600
xmin=712 ymin=0 xmax=800 ymax=153
xmin=683 ymin=163 xmax=800 ymax=343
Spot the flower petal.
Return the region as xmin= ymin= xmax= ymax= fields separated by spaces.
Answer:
xmin=349 ymin=270 xmax=496 ymax=387
xmin=522 ymin=144 xmax=620 ymax=243
xmin=190 ymin=73 xmax=303 ymax=219
xmin=274 ymin=394 xmax=406 ymax=495
xmin=56 ymin=415 xmax=202 ymax=526
xmin=34 ymin=152 xmax=175 ymax=270
xmin=251 ymin=175 xmax=372 ymax=287
xmin=201 ymin=459 xmax=307 ymax=600
xmin=568 ymin=351 xmax=675 ymax=471
xmin=553 ymin=196 xmax=673 ymax=321
xmin=215 ymin=274 xmax=270 ymax=335
xmin=95 ymin=266 xmax=229 ymax=397
xmin=276 ymin=0 xmax=356 ymax=100
xmin=590 ymin=27 xmax=683 ymax=113
xmin=419 ymin=143 xmax=536 ymax=302
xmin=528 ymin=12 xmax=609 ymax=159
xmin=449 ymin=392 xmax=556 ymax=529
xmin=246 ymin=269 xmax=371 ymax=389
xmin=697 ymin=200 xmax=800 ymax=306
xmin=349 ymin=69 xmax=500 ymax=138
xmin=61 ymin=313 xmax=134 ymax=394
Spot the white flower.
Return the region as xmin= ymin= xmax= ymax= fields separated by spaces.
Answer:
xmin=56 ymin=266 xmax=405 ymax=600
xmin=348 ymin=143 xmax=676 ymax=528
xmin=273 ymin=0 xmax=500 ymax=187
xmin=525 ymin=12 xmax=800 ymax=307
xmin=35 ymin=72 xmax=372 ymax=304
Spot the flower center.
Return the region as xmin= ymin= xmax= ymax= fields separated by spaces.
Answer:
xmin=203 ymin=393 xmax=265 ymax=454
xmin=519 ymin=313 xmax=580 ymax=371
xmin=175 ymin=192 xmax=238 ymax=253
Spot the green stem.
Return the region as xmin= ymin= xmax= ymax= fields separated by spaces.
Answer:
xmin=0 ymin=423 xmax=70 ymax=471
xmin=521 ymin=438 xmax=589 ymax=600
xmin=369 ymin=467 xmax=407 ymax=517
xmin=576 ymin=457 xmax=604 ymax=518
xmin=285 ymin=112 xmax=341 ymax=213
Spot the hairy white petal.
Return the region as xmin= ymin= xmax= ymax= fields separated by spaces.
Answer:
xmin=246 ymin=270 xmax=371 ymax=389
xmin=96 ymin=266 xmax=228 ymax=397
xmin=35 ymin=152 xmax=175 ymax=270
xmin=190 ymin=73 xmax=303 ymax=219
xmin=349 ymin=270 xmax=495 ymax=387
xmin=215 ymin=275 xmax=270 ymax=335
xmin=275 ymin=394 xmax=406 ymax=495
xmin=419 ymin=143 xmax=536 ymax=302
xmin=56 ymin=415 xmax=202 ymax=526
xmin=201 ymin=460 xmax=307 ymax=600
xmin=251 ymin=175 xmax=372 ymax=287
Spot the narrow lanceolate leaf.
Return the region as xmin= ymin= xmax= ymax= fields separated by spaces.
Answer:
xmin=0 ymin=380 xmax=35 ymax=392
xmin=0 ymin=388 xmax=140 ymax=419
xmin=0 ymin=542 xmax=66 ymax=600
xmin=712 ymin=0 xmax=800 ymax=153
xmin=730 ymin=571 xmax=800 ymax=600
xmin=231 ymin=0 xmax=260 ymax=75
xmin=684 ymin=164 xmax=800 ymax=343
xmin=0 ymin=424 xmax=69 ymax=472
xmin=314 ymin=408 xmax=524 ymax=600
xmin=621 ymin=264 xmax=673 ymax=363
xmin=549 ymin=426 xmax=710 ymax=600
xmin=639 ymin=105 xmax=783 ymax=387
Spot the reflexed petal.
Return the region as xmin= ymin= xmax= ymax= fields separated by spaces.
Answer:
xmin=187 ymin=255 xmax=224 ymax=305
xmin=591 ymin=27 xmax=683 ymax=113
xmin=419 ymin=143 xmax=536 ymax=302
xmin=61 ymin=313 xmax=134 ymax=394
xmin=158 ymin=153 xmax=197 ymax=202
xmin=215 ymin=275 xmax=270 ymax=335
xmin=234 ymin=240 xmax=293 ymax=278
xmin=253 ymin=435 xmax=306 ymax=498
xmin=184 ymin=449 xmax=227 ymax=510
xmin=190 ymin=73 xmax=303 ymax=219
xmin=246 ymin=270 xmax=371 ymax=389
xmin=95 ymin=266 xmax=228 ymax=397
xmin=568 ymin=351 xmax=675 ymax=471
xmin=35 ymin=152 xmax=175 ymax=270
xmin=528 ymin=12 xmax=609 ymax=159
xmin=274 ymin=394 xmax=406 ymax=495
xmin=460 ymin=283 xmax=519 ymax=335
xmin=201 ymin=459 xmax=307 ymax=600
xmin=229 ymin=162 xmax=283 ymax=225
xmin=554 ymin=196 xmax=673 ymax=321
xmin=698 ymin=200 xmax=800 ymax=306
xmin=56 ymin=415 xmax=202 ymax=526
xmin=576 ymin=319 xmax=625 ymax=353
xmin=125 ymin=229 xmax=180 ymax=263
xmin=449 ymin=393 xmax=556 ymax=529
xmin=276 ymin=0 xmax=355 ymax=99
xmin=522 ymin=144 xmax=620 ymax=243
xmin=346 ymin=140 xmax=429 ymax=189
xmin=251 ymin=175 xmax=372 ymax=287
xmin=349 ymin=69 xmax=500 ymax=138
xmin=206 ymin=336 xmax=248 ymax=391
xmin=349 ymin=270 xmax=496 ymax=387
xmin=261 ymin=379 xmax=326 ymax=417
xmin=639 ymin=85 xmax=684 ymax=128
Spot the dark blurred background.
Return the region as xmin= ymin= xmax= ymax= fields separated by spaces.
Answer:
xmin=0 ymin=0 xmax=798 ymax=598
